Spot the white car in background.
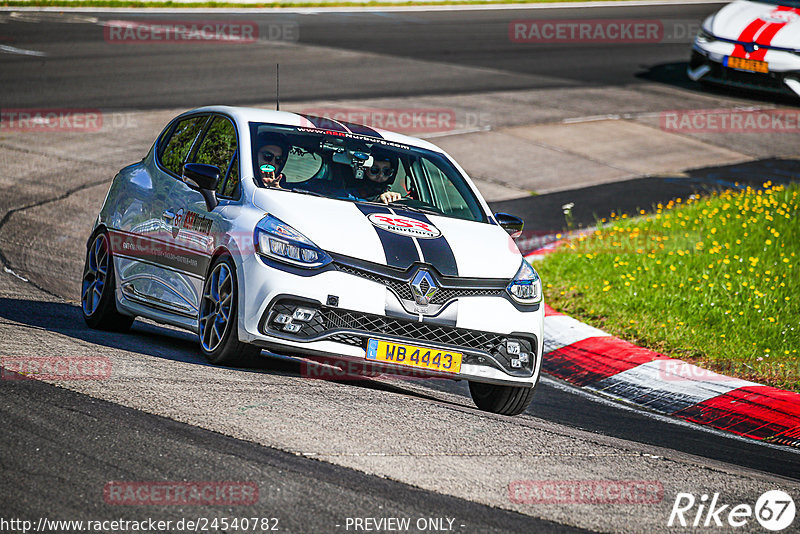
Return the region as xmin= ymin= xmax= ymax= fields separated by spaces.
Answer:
xmin=689 ymin=0 xmax=800 ymax=98
xmin=81 ymin=106 xmax=544 ymax=416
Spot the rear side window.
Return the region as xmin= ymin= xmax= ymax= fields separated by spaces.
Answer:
xmin=192 ymin=116 xmax=239 ymax=197
xmin=159 ymin=115 xmax=207 ymax=176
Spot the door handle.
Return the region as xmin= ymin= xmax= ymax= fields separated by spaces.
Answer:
xmin=163 ymin=209 xmax=175 ymax=222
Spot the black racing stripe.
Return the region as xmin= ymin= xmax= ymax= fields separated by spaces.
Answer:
xmin=299 ymin=114 xmax=348 ymax=133
xmin=390 ymin=209 xmax=458 ymax=277
xmin=336 ymin=121 xmax=383 ymax=138
xmin=356 ymin=204 xmax=420 ymax=270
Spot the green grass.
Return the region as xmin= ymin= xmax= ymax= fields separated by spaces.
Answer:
xmin=0 ymin=0 xmax=636 ymax=8
xmin=537 ymin=182 xmax=800 ymax=392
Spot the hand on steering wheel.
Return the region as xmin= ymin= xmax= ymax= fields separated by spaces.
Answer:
xmin=379 ymin=191 xmax=402 ymax=204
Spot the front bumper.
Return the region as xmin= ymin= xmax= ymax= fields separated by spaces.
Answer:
xmin=689 ymin=42 xmax=800 ymax=98
xmin=236 ymin=254 xmax=544 ymax=387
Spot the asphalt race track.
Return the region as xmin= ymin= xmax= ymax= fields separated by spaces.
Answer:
xmin=2 ymin=3 xmax=800 ymax=533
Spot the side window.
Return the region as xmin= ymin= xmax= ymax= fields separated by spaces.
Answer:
xmin=389 ymin=160 xmax=410 ymax=196
xmin=159 ymin=116 xmax=207 ymax=176
xmin=192 ymin=116 xmax=239 ymax=197
xmin=222 ymin=154 xmax=240 ymax=197
xmin=420 ymin=157 xmax=473 ymax=219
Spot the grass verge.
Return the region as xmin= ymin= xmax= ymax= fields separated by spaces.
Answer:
xmin=536 ymin=182 xmax=799 ymax=392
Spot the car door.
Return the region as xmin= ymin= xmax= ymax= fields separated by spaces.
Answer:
xmin=116 ymin=113 xmax=210 ymax=319
xmin=164 ymin=114 xmax=242 ymax=316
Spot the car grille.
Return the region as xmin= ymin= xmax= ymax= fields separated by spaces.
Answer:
xmin=335 ymin=264 xmax=505 ymax=305
xmin=322 ymin=307 xmax=505 ymax=352
xmin=262 ymin=300 xmax=536 ymax=377
xmin=266 ymin=302 xmax=503 ymax=352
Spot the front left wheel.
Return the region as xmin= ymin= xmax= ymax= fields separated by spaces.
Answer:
xmin=198 ymin=254 xmax=261 ymax=366
xmin=468 ymin=381 xmax=536 ymax=416
xmin=81 ymin=230 xmax=134 ymax=331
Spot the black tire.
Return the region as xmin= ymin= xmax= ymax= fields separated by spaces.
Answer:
xmin=81 ymin=230 xmax=134 ymax=332
xmin=198 ymin=254 xmax=261 ymax=366
xmin=468 ymin=381 xmax=536 ymax=416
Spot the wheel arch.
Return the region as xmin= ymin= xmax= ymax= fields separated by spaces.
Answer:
xmin=86 ymin=223 xmax=109 ymax=250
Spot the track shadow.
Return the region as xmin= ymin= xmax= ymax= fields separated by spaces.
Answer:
xmin=490 ymin=157 xmax=800 ymax=234
xmin=637 ymin=61 xmax=800 ymax=107
xmin=0 ymin=297 xmax=449 ymax=404
xmin=0 ymin=296 xmax=296 ymax=374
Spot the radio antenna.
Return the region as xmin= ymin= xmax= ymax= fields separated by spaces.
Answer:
xmin=276 ymin=63 xmax=280 ymax=111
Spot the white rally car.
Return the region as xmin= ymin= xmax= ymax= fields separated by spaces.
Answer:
xmin=688 ymin=0 xmax=800 ymax=98
xmin=82 ymin=106 xmax=543 ymax=415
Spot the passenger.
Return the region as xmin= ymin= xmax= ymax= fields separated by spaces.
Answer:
xmin=255 ymin=132 xmax=290 ymax=188
xmin=345 ymin=150 xmax=402 ymax=204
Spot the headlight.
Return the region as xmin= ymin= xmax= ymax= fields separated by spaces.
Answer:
xmin=697 ymin=27 xmax=716 ymax=44
xmin=506 ymin=260 xmax=542 ymax=304
xmin=254 ymin=214 xmax=332 ymax=269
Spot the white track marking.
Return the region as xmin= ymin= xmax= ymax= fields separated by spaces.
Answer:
xmin=543 ymin=314 xmax=610 ymax=353
xmin=3 ymin=267 xmax=29 ymax=282
xmin=9 ymin=11 xmax=98 ymax=23
xmin=540 ymin=375 xmax=800 ymax=454
xmin=420 ymin=125 xmax=492 ymax=139
xmin=589 ymin=359 xmax=758 ymax=412
xmin=0 ymin=44 xmax=47 ymax=57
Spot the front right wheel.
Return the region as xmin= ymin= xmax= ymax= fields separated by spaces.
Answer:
xmin=198 ymin=254 xmax=261 ymax=366
xmin=468 ymin=381 xmax=536 ymax=416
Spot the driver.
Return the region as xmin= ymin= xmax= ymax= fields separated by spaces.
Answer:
xmin=345 ymin=149 xmax=402 ymax=204
xmin=255 ymin=132 xmax=290 ymax=188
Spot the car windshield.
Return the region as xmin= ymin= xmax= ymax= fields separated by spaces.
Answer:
xmin=755 ymin=0 xmax=800 ymax=6
xmin=249 ymin=122 xmax=487 ymax=223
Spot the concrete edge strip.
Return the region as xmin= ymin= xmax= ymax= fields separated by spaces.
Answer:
xmin=531 ymin=256 xmax=800 ymax=448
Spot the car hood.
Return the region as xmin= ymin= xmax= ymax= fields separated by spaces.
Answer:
xmin=252 ymin=189 xmax=522 ymax=279
xmin=707 ymin=1 xmax=800 ymax=49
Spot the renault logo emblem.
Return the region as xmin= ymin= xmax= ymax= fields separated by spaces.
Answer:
xmin=410 ymin=270 xmax=438 ymax=306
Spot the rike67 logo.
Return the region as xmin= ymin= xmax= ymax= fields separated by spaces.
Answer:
xmin=668 ymin=490 xmax=795 ymax=531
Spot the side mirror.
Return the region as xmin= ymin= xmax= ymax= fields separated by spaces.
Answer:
xmin=183 ymin=163 xmax=220 ymax=191
xmin=182 ymin=163 xmax=219 ymax=211
xmin=495 ymin=212 xmax=524 ymax=238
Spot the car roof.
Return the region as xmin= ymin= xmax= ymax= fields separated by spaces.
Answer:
xmin=185 ymin=105 xmax=445 ymax=153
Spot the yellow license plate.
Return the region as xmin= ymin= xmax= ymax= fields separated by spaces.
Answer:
xmin=366 ymin=339 xmax=462 ymax=374
xmin=725 ymin=56 xmax=768 ymax=73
